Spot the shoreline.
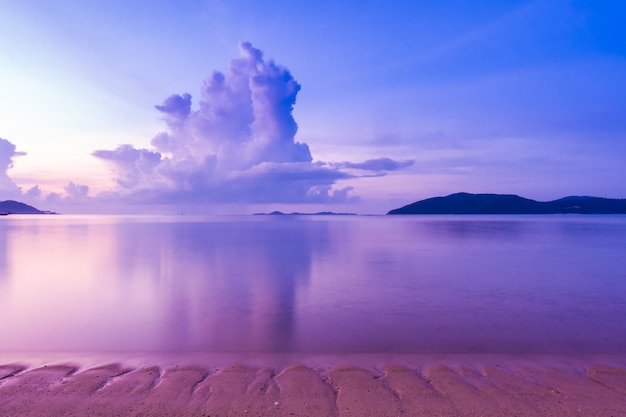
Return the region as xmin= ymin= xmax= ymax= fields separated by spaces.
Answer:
xmin=3 ymin=350 xmax=626 ymax=369
xmin=2 ymin=353 xmax=626 ymax=416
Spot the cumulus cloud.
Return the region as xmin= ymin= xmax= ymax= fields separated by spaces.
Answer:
xmin=64 ymin=182 xmax=90 ymax=199
xmin=154 ymin=93 xmax=192 ymax=129
xmin=92 ymin=42 xmax=412 ymax=205
xmin=24 ymin=185 xmax=42 ymax=199
xmin=1 ymin=43 xmax=413 ymax=210
xmin=92 ymin=145 xmax=162 ymax=189
xmin=0 ymin=137 xmax=91 ymax=209
xmin=0 ymin=137 xmax=25 ymax=196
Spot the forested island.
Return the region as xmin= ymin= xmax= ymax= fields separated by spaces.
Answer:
xmin=388 ymin=193 xmax=626 ymax=215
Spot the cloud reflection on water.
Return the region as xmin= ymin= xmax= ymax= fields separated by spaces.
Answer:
xmin=108 ymin=218 xmax=331 ymax=352
xmin=1 ymin=215 xmax=626 ymax=354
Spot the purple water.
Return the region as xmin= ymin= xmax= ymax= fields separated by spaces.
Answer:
xmin=1 ymin=214 xmax=625 ymax=354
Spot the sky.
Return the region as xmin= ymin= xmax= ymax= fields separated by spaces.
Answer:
xmin=1 ymin=0 xmax=625 ymax=214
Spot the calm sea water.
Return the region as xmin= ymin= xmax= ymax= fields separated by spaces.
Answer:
xmin=1 ymin=214 xmax=625 ymax=354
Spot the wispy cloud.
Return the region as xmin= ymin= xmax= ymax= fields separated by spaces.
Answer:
xmin=335 ymin=157 xmax=414 ymax=172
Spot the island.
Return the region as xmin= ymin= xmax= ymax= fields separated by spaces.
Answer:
xmin=254 ymin=211 xmax=357 ymax=216
xmin=0 ymin=200 xmax=56 ymax=215
xmin=387 ymin=192 xmax=626 ymax=215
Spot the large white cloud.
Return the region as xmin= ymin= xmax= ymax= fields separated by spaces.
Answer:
xmin=92 ymin=42 xmax=412 ymax=205
xmin=2 ymin=43 xmax=413 ymax=209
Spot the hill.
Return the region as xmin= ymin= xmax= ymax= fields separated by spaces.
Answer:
xmin=0 ymin=200 xmax=55 ymax=214
xmin=387 ymin=193 xmax=626 ymax=215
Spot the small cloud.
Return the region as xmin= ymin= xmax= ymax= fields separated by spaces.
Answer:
xmin=64 ymin=182 xmax=90 ymax=199
xmin=155 ymin=93 xmax=192 ymax=129
xmin=24 ymin=185 xmax=42 ymax=199
xmin=368 ymin=133 xmax=407 ymax=147
xmin=336 ymin=157 xmax=414 ymax=171
xmin=92 ymin=145 xmax=162 ymax=189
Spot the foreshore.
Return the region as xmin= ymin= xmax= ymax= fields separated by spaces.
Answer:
xmin=1 ymin=353 xmax=626 ymax=416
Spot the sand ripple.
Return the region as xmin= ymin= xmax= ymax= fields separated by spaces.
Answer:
xmin=1 ymin=361 xmax=626 ymax=416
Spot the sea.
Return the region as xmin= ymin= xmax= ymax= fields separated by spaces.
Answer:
xmin=1 ymin=214 xmax=625 ymax=356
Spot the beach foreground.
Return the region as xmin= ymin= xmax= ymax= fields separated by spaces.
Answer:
xmin=1 ymin=356 xmax=626 ymax=416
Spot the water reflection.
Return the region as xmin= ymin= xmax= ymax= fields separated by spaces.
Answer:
xmin=103 ymin=217 xmax=330 ymax=352
xmin=415 ymin=217 xmax=528 ymax=241
xmin=1 ymin=215 xmax=626 ymax=354
xmin=0 ymin=221 xmax=8 ymax=280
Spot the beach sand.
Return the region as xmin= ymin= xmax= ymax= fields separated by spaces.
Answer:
xmin=1 ymin=355 xmax=626 ymax=416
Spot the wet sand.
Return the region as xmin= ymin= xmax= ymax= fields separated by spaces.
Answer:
xmin=2 ymin=354 xmax=626 ymax=416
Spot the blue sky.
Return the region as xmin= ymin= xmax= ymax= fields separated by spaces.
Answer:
xmin=0 ymin=0 xmax=624 ymax=213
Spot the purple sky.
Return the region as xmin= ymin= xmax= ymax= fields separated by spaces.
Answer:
xmin=1 ymin=1 xmax=625 ymax=214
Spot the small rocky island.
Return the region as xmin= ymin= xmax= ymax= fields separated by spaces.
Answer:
xmin=388 ymin=193 xmax=626 ymax=215
xmin=0 ymin=200 xmax=56 ymax=215
xmin=254 ymin=211 xmax=357 ymax=216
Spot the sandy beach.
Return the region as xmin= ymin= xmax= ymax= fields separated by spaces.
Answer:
xmin=2 ymin=355 xmax=626 ymax=416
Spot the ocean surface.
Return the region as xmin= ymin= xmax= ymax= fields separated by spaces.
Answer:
xmin=1 ymin=214 xmax=625 ymax=355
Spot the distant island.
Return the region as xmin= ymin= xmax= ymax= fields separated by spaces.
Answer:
xmin=387 ymin=193 xmax=626 ymax=215
xmin=254 ymin=211 xmax=357 ymax=216
xmin=0 ymin=200 xmax=56 ymax=215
